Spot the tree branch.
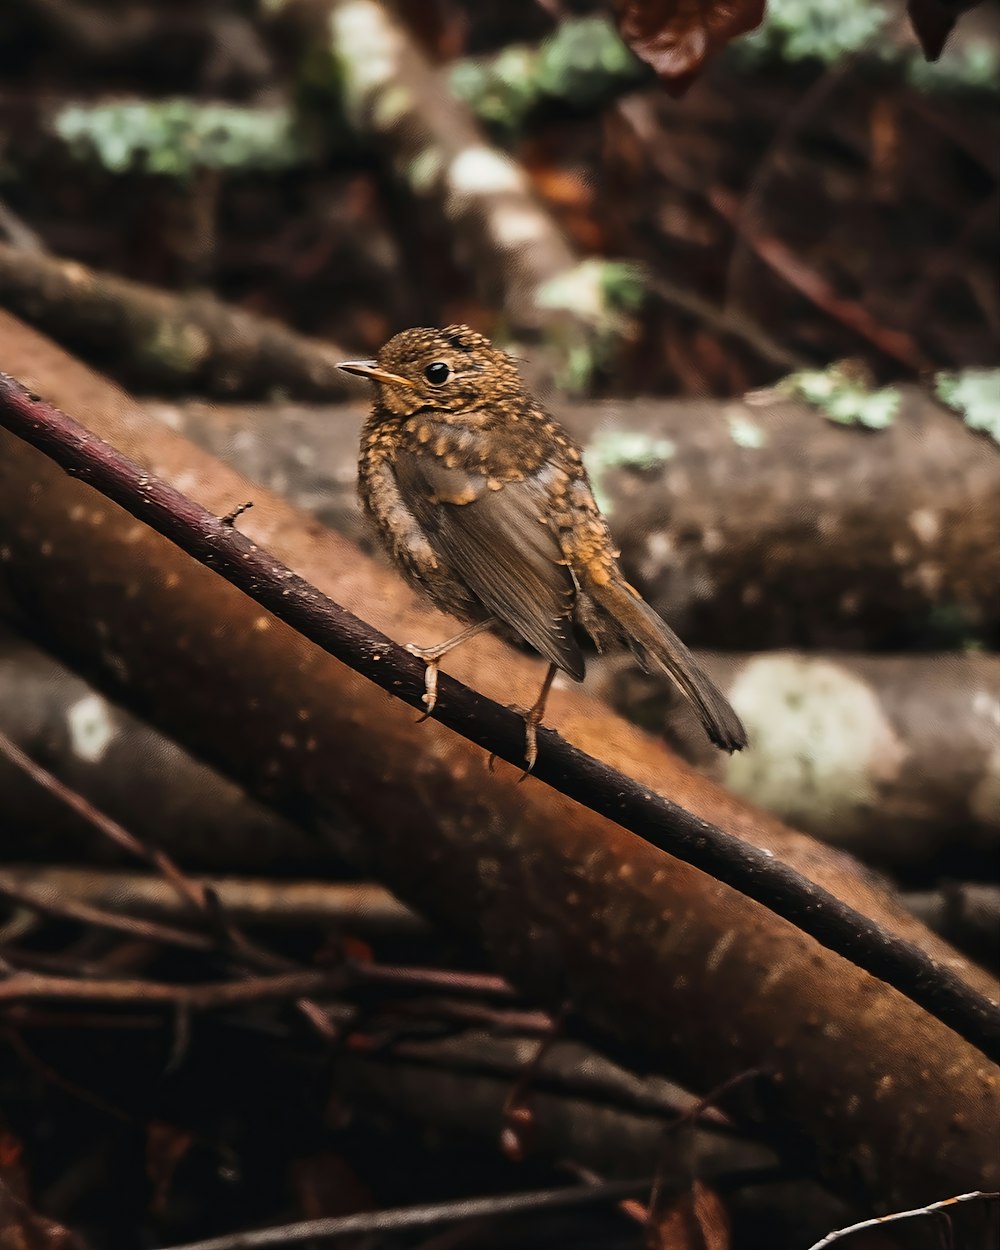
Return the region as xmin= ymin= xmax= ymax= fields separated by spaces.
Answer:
xmin=152 ymin=1177 xmax=651 ymax=1250
xmin=0 ymin=241 xmax=354 ymax=398
xmin=0 ymin=966 xmax=344 ymax=1009
xmin=806 ymin=1190 xmax=999 ymax=1250
xmin=0 ymin=370 xmax=996 ymax=1064
xmin=0 ymin=866 xmax=424 ymax=935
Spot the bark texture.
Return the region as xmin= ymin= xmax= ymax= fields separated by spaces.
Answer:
xmin=0 ymin=310 xmax=997 ymax=1208
xmin=572 ymin=393 xmax=999 ymax=651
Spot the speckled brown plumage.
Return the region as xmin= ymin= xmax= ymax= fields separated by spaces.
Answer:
xmin=340 ymin=325 xmax=746 ymax=767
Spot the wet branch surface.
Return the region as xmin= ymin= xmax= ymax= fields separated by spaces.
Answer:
xmin=1 ymin=370 xmax=997 ymax=1065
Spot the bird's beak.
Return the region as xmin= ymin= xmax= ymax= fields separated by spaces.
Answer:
xmin=337 ymin=360 xmax=416 ymax=389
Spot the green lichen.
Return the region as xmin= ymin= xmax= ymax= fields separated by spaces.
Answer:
xmin=585 ymin=429 xmax=676 ymax=513
xmin=535 ymin=259 xmax=645 ymax=392
xmin=535 ymin=259 xmax=645 ymax=326
xmin=738 ymin=0 xmax=888 ymax=65
xmin=934 ymin=369 xmax=1000 ymax=445
xmin=450 ymin=17 xmax=646 ymax=133
xmin=450 ymin=47 xmax=540 ymax=133
xmin=555 ymin=341 xmax=601 ymax=396
xmin=727 ymin=414 xmax=767 ymax=448
xmin=54 ymin=100 xmax=313 ymax=181
xmin=134 ymin=320 xmax=210 ymax=376
xmin=780 ymin=363 xmax=901 ymax=429
xmin=737 ymin=0 xmax=999 ymax=91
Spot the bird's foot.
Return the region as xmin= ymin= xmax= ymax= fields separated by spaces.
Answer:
xmin=518 ymin=702 xmax=544 ymax=781
xmin=404 ymin=643 xmax=440 ymax=720
xmin=404 ymin=621 xmax=496 ymax=723
xmin=486 ymin=702 xmax=543 ymax=781
xmin=487 ymin=664 xmax=557 ymax=780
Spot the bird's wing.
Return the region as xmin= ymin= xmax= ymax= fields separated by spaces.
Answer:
xmin=395 ymin=451 xmax=585 ymax=680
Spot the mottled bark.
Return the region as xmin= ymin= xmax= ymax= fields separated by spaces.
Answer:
xmin=0 ymin=311 xmax=997 ymax=1207
xmin=569 ymin=393 xmax=999 ymax=651
xmin=0 ymin=241 xmax=353 ymax=398
xmin=148 ymin=392 xmax=1000 ymax=652
xmin=594 ymin=651 xmax=1000 ymax=872
xmin=0 ymin=628 xmax=319 ymax=871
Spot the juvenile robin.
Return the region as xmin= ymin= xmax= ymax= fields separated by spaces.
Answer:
xmin=339 ymin=325 xmax=746 ymax=769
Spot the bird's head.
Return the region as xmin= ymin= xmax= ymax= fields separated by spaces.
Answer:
xmin=338 ymin=325 xmax=526 ymax=419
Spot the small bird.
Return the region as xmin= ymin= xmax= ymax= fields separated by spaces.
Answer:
xmin=339 ymin=326 xmax=746 ymax=770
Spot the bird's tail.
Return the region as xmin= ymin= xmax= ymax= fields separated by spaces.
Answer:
xmin=587 ymin=572 xmax=747 ymax=753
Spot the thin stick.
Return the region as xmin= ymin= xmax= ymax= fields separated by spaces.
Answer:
xmin=0 ymin=373 xmax=997 ymax=1064
xmin=152 ymin=1178 xmax=651 ymax=1250
xmin=0 ymin=875 xmax=211 ymax=951
xmin=0 ymin=867 xmax=425 ymax=935
xmin=0 ymin=728 xmax=204 ymax=913
xmin=0 ymin=968 xmax=344 ymax=1009
xmin=805 ymin=1190 xmax=999 ymax=1249
xmin=0 ymin=727 xmax=337 ymax=1039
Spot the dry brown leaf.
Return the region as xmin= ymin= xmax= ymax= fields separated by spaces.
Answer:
xmin=647 ymin=1181 xmax=730 ymax=1250
xmin=615 ymin=0 xmax=766 ymax=95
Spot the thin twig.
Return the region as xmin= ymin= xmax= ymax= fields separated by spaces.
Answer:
xmin=152 ymin=1177 xmax=651 ymax=1250
xmin=0 ymin=728 xmax=205 ymax=911
xmin=647 ymin=1067 xmax=765 ymax=1224
xmin=0 ymin=728 xmax=338 ymax=1039
xmin=377 ymin=1035 xmax=731 ymax=1127
xmin=0 ymin=967 xmax=345 ymax=1009
xmin=371 ymin=997 xmax=553 ymax=1035
xmin=805 ymin=1190 xmax=999 ymax=1249
xmin=0 ymin=874 xmax=212 ymax=951
xmin=711 ymin=187 xmax=930 ymax=372
xmin=0 ymin=866 xmax=426 ymax=934
xmin=350 ymin=963 xmax=514 ymax=999
xmin=0 ymin=373 xmax=998 ymax=1063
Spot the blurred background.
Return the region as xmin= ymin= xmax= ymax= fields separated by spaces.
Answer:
xmin=0 ymin=1 xmax=997 ymax=1247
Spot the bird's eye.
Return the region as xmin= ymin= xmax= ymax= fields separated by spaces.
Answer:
xmin=424 ymin=361 xmax=451 ymax=385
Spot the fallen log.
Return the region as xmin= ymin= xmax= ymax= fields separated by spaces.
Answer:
xmin=0 ymin=241 xmax=353 ymax=399
xmin=0 ymin=627 xmax=317 ymax=871
xmin=594 ymin=650 xmax=1000 ymax=872
xmin=146 ymin=392 xmax=1000 ymax=653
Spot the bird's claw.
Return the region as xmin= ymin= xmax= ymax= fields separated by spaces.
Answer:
xmin=405 ymin=644 xmax=439 ymax=720
xmin=486 ymin=704 xmax=540 ymax=780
